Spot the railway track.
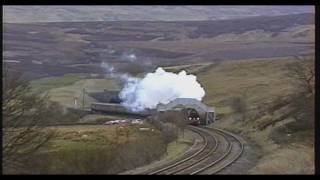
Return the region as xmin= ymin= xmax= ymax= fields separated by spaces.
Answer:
xmin=142 ymin=125 xmax=244 ymax=175
xmin=191 ymin=127 xmax=244 ymax=175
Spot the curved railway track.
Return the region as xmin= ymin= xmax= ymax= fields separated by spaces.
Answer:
xmin=142 ymin=125 xmax=244 ymax=175
xmin=191 ymin=127 xmax=244 ymax=175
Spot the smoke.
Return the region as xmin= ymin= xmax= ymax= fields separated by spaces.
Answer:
xmin=101 ymin=61 xmax=115 ymax=74
xmin=101 ymin=61 xmax=134 ymax=84
xmin=122 ymin=53 xmax=137 ymax=62
xmin=119 ymin=67 xmax=205 ymax=112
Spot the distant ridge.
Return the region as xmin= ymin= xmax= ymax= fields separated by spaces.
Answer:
xmin=3 ymin=5 xmax=314 ymax=23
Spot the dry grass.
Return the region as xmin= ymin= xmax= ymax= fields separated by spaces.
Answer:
xmin=249 ymin=145 xmax=314 ymax=174
xmin=198 ymin=57 xmax=314 ymax=174
xmin=211 ymin=108 xmax=314 ymax=174
xmin=199 ymin=58 xmax=294 ymax=107
xmin=22 ymin=123 xmax=170 ymax=174
xmin=46 ymin=124 xmax=153 ymax=145
xmin=28 ymin=56 xmax=314 ymax=174
xmin=165 ymin=129 xmax=195 ymax=160
xmin=122 ymin=128 xmax=195 ymax=174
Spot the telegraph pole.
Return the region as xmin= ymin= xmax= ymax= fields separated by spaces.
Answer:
xmin=82 ymin=88 xmax=85 ymax=109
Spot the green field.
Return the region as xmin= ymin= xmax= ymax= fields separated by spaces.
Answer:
xmin=30 ymin=74 xmax=120 ymax=108
xmin=30 ymin=73 xmax=88 ymax=94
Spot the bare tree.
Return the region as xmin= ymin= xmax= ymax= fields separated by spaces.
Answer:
xmin=284 ymin=56 xmax=315 ymax=128
xmin=156 ymin=110 xmax=181 ymax=143
xmin=160 ymin=109 xmax=188 ymax=139
xmin=230 ymin=89 xmax=248 ymax=122
xmin=2 ymin=71 xmax=55 ymax=173
xmin=286 ymin=56 xmax=315 ymax=96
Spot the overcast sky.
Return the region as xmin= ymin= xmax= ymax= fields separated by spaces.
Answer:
xmin=3 ymin=6 xmax=314 ymax=23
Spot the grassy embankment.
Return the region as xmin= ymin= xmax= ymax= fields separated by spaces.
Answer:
xmin=28 ymin=58 xmax=314 ymax=174
xmin=28 ymin=73 xmax=189 ymax=174
xmin=24 ymin=124 xmax=171 ymax=174
xmin=164 ymin=57 xmax=314 ymax=174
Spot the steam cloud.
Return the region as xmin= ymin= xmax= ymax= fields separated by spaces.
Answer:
xmin=101 ymin=61 xmax=133 ymax=82
xmin=119 ymin=67 xmax=205 ymax=112
xmin=101 ymin=62 xmax=114 ymax=74
xmin=122 ymin=53 xmax=137 ymax=62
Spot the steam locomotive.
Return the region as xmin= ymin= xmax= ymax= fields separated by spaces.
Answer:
xmin=187 ymin=109 xmax=201 ymax=126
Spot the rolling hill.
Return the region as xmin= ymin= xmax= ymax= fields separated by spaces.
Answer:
xmin=3 ymin=6 xmax=313 ymax=23
xmin=3 ymin=13 xmax=314 ymax=80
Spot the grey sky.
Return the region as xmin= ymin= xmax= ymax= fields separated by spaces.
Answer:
xmin=3 ymin=6 xmax=314 ymax=23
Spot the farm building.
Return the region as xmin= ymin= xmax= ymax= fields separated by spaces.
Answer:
xmin=156 ymin=98 xmax=215 ymax=125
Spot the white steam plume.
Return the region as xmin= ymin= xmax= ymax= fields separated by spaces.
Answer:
xmin=101 ymin=61 xmax=114 ymax=74
xmin=101 ymin=61 xmax=134 ymax=82
xmin=119 ymin=67 xmax=205 ymax=112
xmin=122 ymin=53 xmax=137 ymax=62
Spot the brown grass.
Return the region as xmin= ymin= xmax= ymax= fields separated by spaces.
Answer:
xmin=198 ymin=57 xmax=315 ymax=174
xmin=17 ymin=123 xmax=170 ymax=174
xmin=249 ymin=145 xmax=314 ymax=174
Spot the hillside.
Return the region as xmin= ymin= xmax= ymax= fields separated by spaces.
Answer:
xmin=3 ymin=6 xmax=314 ymax=174
xmin=164 ymin=57 xmax=314 ymax=174
xmin=3 ymin=13 xmax=315 ymax=80
xmin=28 ymin=56 xmax=314 ymax=174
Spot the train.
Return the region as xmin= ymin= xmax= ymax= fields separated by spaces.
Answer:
xmin=91 ymin=102 xmax=204 ymax=126
xmin=187 ymin=109 xmax=201 ymax=125
xmin=90 ymin=102 xmax=151 ymax=117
